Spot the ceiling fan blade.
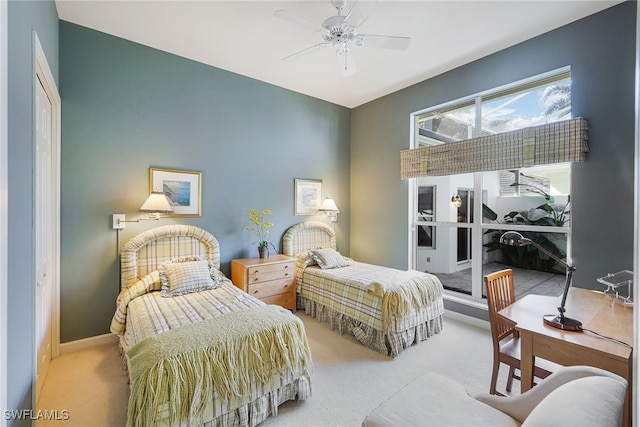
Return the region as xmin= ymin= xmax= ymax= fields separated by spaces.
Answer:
xmin=337 ymin=49 xmax=357 ymax=76
xmin=344 ymin=0 xmax=375 ymax=28
xmin=357 ymin=34 xmax=411 ymax=51
xmin=282 ymin=43 xmax=330 ymax=62
xmin=274 ymin=10 xmax=326 ymax=33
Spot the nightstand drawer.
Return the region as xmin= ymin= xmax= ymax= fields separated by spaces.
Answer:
xmin=260 ymin=292 xmax=296 ymax=311
xmin=247 ymin=262 xmax=295 ymax=283
xmin=247 ymin=277 xmax=294 ymax=299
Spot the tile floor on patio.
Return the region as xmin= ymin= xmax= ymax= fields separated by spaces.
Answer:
xmin=434 ymin=262 xmax=568 ymax=299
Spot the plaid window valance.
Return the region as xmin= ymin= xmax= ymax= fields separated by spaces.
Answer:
xmin=400 ymin=117 xmax=589 ymax=178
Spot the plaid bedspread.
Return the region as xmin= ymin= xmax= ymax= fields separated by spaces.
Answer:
xmin=121 ymin=280 xmax=264 ymax=347
xmin=297 ymin=261 xmax=443 ymax=333
xmin=114 ymin=279 xmax=312 ymax=426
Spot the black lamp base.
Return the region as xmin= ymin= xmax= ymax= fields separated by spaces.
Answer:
xmin=543 ymin=314 xmax=583 ymax=331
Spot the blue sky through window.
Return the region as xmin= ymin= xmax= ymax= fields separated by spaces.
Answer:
xmin=417 ymin=75 xmax=570 ymax=144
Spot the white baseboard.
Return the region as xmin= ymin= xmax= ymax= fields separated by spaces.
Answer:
xmin=444 ymin=309 xmax=490 ymax=331
xmin=59 ymin=333 xmax=118 ymax=355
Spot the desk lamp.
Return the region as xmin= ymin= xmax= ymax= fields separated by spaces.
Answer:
xmin=499 ymin=231 xmax=582 ymax=331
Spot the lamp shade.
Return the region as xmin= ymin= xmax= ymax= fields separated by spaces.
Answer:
xmin=499 ymin=231 xmax=531 ymax=247
xmin=499 ymin=231 xmax=568 ymax=267
xmin=318 ymin=196 xmax=339 ymax=213
xmin=139 ymin=192 xmax=174 ymax=214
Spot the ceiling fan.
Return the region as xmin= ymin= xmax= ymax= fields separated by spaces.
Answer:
xmin=274 ymin=0 xmax=411 ymax=76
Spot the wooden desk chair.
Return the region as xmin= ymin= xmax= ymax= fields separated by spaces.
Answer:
xmin=484 ymin=269 xmax=553 ymax=395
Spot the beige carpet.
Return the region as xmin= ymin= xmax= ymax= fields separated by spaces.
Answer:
xmin=36 ymin=340 xmax=129 ymax=427
xmin=37 ymin=313 xmax=509 ymax=427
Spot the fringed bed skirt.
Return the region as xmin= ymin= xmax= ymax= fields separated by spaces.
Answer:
xmin=119 ymin=336 xmax=312 ymax=427
xmin=297 ymin=295 xmax=443 ymax=357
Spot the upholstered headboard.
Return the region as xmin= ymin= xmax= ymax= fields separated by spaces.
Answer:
xmin=120 ymin=224 xmax=220 ymax=290
xmin=282 ymin=221 xmax=336 ymax=256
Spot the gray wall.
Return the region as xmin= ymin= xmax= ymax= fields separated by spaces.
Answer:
xmin=59 ymin=22 xmax=351 ymax=342
xmin=351 ymin=2 xmax=636 ymax=307
xmin=7 ymin=0 xmax=59 ymax=421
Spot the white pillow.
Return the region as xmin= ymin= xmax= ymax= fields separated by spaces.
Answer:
xmin=159 ymin=258 xmax=221 ymax=297
xmin=309 ymin=248 xmax=349 ymax=269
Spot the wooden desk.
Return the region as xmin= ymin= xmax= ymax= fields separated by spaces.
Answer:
xmin=499 ymin=288 xmax=633 ymax=426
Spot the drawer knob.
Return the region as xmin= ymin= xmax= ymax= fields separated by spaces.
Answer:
xmin=253 ymin=290 xmax=258 ymax=294
xmin=284 ymin=265 xmax=289 ymax=269
xmin=254 ymin=277 xmax=259 ymax=282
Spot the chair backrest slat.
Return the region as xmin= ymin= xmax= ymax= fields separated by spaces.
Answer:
xmin=484 ymin=269 xmax=518 ymax=345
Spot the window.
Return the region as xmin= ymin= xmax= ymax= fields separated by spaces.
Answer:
xmin=417 ymin=186 xmax=435 ymax=249
xmin=410 ymin=70 xmax=572 ymax=301
xmin=417 ymin=101 xmax=476 ymax=146
xmin=481 ymin=74 xmax=571 ymax=133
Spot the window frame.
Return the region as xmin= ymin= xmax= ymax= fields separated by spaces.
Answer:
xmin=408 ymin=67 xmax=572 ymax=303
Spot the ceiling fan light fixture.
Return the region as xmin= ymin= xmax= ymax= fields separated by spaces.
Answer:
xmin=341 ymin=23 xmax=354 ymax=33
xmin=322 ymin=15 xmax=346 ymax=33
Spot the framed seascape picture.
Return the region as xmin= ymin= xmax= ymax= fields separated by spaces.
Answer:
xmin=294 ymin=178 xmax=322 ymax=215
xmin=150 ymin=168 xmax=202 ymax=217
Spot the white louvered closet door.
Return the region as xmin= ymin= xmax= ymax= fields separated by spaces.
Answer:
xmin=35 ymin=74 xmax=53 ymax=399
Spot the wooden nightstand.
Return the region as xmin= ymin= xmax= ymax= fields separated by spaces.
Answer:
xmin=230 ymin=254 xmax=297 ymax=312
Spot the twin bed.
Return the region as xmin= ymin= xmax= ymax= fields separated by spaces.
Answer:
xmin=110 ymin=225 xmax=312 ymax=427
xmin=283 ymin=221 xmax=444 ymax=357
xmin=110 ymin=222 xmax=444 ymax=426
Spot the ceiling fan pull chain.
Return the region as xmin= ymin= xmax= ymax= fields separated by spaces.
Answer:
xmin=343 ymin=49 xmax=348 ymax=72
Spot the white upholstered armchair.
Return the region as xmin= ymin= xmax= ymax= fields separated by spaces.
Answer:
xmin=362 ymin=366 xmax=627 ymax=427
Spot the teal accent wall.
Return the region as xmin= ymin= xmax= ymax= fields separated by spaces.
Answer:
xmin=59 ymin=22 xmax=351 ymax=342
xmin=7 ymin=0 xmax=58 ymax=421
xmin=351 ymin=2 xmax=636 ymax=315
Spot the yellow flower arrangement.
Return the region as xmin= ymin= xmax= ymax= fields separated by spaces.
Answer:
xmin=242 ymin=209 xmax=274 ymax=249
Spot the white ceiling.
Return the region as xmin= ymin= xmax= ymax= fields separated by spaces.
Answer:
xmin=55 ymin=0 xmax=624 ymax=108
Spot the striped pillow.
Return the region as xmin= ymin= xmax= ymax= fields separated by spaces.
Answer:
xmin=296 ymin=252 xmax=317 ymax=269
xmin=159 ymin=258 xmax=220 ymax=297
xmin=309 ymin=248 xmax=349 ymax=269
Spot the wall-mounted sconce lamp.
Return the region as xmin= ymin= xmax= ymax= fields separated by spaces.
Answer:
xmin=318 ymin=196 xmax=339 ymax=223
xmin=451 ymin=194 xmax=462 ymax=208
xmin=112 ymin=192 xmax=174 ymax=229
